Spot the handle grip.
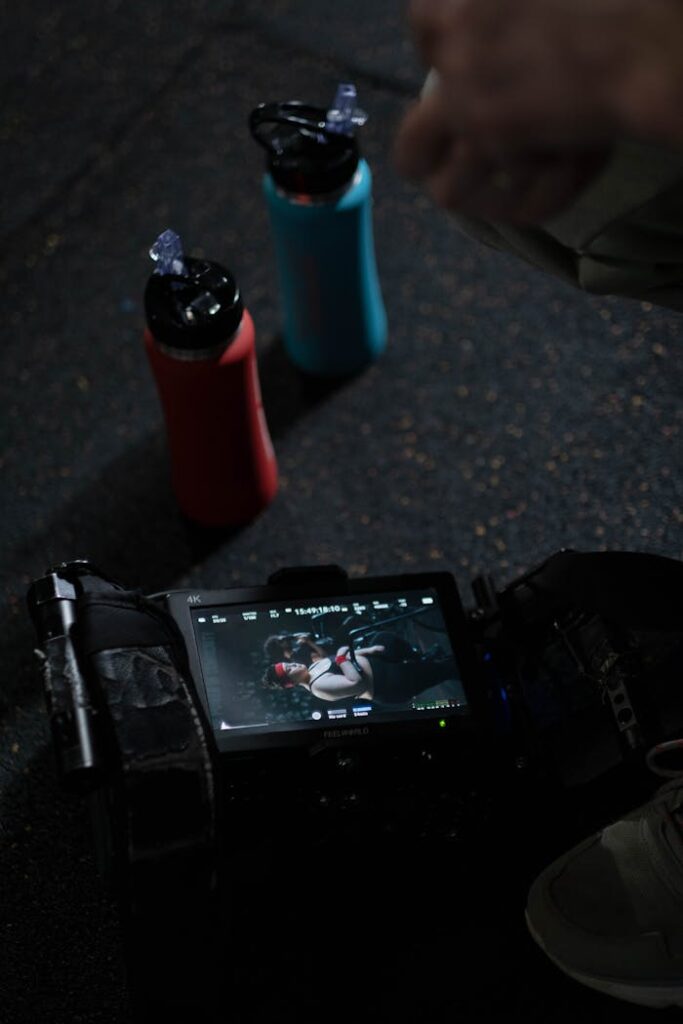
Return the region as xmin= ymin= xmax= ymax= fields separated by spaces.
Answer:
xmin=27 ymin=563 xmax=103 ymax=792
xmin=249 ymin=101 xmax=343 ymax=154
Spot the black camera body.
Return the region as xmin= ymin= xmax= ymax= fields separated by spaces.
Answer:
xmin=26 ymin=551 xmax=683 ymax=1019
xmin=27 ymin=551 xmax=683 ymax=794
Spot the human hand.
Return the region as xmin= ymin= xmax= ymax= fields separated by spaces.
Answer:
xmin=403 ymin=0 xmax=683 ymax=150
xmin=395 ymin=109 xmax=609 ymax=222
xmin=394 ymin=0 xmax=683 ymax=220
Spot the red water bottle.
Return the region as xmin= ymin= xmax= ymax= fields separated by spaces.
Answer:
xmin=143 ymin=230 xmax=278 ymax=527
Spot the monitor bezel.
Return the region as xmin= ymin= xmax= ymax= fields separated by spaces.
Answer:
xmin=162 ymin=570 xmax=491 ymax=756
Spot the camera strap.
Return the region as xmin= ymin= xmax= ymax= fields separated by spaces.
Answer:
xmin=68 ymin=575 xmax=219 ymax=1019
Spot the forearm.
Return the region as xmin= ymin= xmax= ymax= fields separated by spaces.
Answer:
xmin=312 ymin=671 xmax=366 ymax=699
xmin=306 ymin=640 xmax=327 ymax=659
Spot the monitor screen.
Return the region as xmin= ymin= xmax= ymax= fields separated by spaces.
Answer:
xmin=190 ymin=585 xmax=471 ymax=749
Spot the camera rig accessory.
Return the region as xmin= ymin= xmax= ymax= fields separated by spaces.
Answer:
xmin=25 ymin=548 xmax=683 ymax=1019
xmin=470 ymin=549 xmax=683 ymax=786
xmin=27 ymin=561 xmax=218 ymax=1019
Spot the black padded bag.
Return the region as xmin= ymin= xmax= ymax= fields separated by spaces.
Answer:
xmin=494 ymin=550 xmax=683 ymax=787
xmin=31 ymin=567 xmax=220 ymax=1022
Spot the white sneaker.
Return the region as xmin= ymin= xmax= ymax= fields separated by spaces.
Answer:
xmin=526 ymin=740 xmax=683 ymax=1008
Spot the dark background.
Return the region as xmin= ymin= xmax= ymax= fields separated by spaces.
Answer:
xmin=1 ymin=1 xmax=682 ymax=1020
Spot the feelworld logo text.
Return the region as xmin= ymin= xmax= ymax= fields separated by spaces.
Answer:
xmin=323 ymin=727 xmax=370 ymax=739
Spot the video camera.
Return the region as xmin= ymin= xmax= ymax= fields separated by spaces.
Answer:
xmin=25 ymin=550 xmax=683 ymax=1018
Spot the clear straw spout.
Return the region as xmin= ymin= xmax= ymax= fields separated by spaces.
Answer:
xmin=325 ymin=83 xmax=367 ymax=135
xmin=149 ymin=229 xmax=187 ymax=276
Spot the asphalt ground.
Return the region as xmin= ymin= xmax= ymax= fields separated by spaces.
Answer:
xmin=2 ymin=2 xmax=682 ymax=1021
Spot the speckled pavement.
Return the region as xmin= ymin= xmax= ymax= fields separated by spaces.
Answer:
xmin=1 ymin=2 xmax=682 ymax=1021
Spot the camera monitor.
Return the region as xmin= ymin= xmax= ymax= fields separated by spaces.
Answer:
xmin=164 ymin=572 xmax=484 ymax=754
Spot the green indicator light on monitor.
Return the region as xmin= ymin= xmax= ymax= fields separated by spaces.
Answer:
xmin=439 ymin=719 xmax=447 ymax=728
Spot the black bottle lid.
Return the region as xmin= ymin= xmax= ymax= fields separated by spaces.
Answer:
xmin=144 ymin=256 xmax=243 ymax=353
xmin=249 ymin=99 xmax=362 ymax=195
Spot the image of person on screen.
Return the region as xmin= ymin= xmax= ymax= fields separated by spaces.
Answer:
xmin=262 ymin=632 xmax=332 ymax=667
xmin=261 ymin=633 xmax=458 ymax=707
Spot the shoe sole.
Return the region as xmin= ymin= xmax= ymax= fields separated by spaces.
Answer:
xmin=525 ymin=911 xmax=683 ymax=1009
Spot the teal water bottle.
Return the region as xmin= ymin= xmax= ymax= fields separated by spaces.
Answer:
xmin=249 ymin=84 xmax=387 ymax=377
